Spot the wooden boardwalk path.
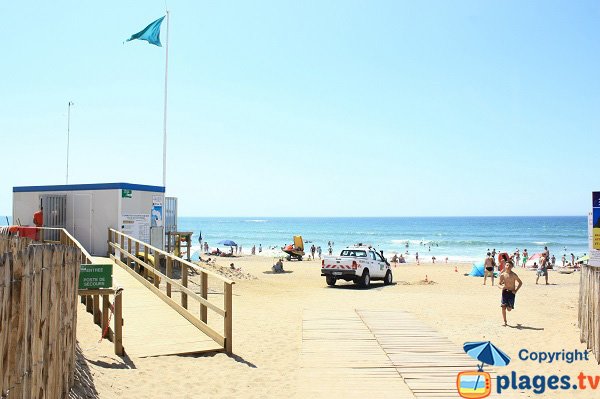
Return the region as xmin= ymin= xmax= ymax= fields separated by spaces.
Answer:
xmin=301 ymin=309 xmax=494 ymax=399
xmin=92 ymin=257 xmax=222 ymax=357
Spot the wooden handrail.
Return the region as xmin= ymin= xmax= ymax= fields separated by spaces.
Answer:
xmin=108 ymin=228 xmax=234 ymax=353
xmin=38 ymin=227 xmax=94 ymax=264
xmin=109 ymin=228 xmax=234 ymax=284
xmin=108 ymin=242 xmax=225 ymax=316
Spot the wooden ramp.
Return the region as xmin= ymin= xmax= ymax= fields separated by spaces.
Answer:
xmin=301 ymin=309 xmax=494 ymax=399
xmin=92 ymin=257 xmax=222 ymax=357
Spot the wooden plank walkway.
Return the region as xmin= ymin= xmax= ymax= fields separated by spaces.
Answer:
xmin=92 ymin=257 xmax=222 ymax=357
xmin=300 ymin=310 xmax=414 ymax=398
xmin=301 ymin=309 xmax=494 ymax=399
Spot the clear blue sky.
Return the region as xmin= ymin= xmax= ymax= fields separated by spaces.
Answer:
xmin=1 ymin=1 xmax=598 ymax=216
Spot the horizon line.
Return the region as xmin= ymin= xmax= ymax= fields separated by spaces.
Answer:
xmin=175 ymin=214 xmax=587 ymax=218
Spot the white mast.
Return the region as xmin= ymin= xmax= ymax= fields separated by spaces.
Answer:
xmin=162 ymin=11 xmax=170 ymax=189
xmin=66 ymin=101 xmax=74 ymax=184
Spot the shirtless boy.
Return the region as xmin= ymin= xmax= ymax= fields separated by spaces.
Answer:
xmin=498 ymin=261 xmax=523 ymax=326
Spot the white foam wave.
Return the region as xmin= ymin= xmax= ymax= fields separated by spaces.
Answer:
xmin=391 ymin=239 xmax=435 ymax=245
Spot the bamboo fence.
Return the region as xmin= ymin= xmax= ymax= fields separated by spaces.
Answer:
xmin=578 ymin=264 xmax=600 ymax=364
xmin=0 ymin=236 xmax=80 ymax=398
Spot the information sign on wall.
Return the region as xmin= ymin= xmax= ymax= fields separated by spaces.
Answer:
xmin=152 ymin=195 xmax=163 ymax=227
xmin=121 ymin=214 xmax=151 ymax=244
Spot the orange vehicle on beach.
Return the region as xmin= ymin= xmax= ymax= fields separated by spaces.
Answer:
xmin=282 ymin=235 xmax=305 ymax=261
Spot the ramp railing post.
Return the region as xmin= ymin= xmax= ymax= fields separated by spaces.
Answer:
xmin=181 ymin=260 xmax=188 ymax=309
xmin=224 ymin=282 xmax=233 ymax=353
xmin=114 ymin=292 xmax=123 ymax=356
xmin=200 ymin=271 xmax=208 ymax=323
xmin=166 ymin=257 xmax=173 ymax=297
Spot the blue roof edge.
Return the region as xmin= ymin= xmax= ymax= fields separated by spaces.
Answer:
xmin=13 ymin=183 xmax=165 ymax=193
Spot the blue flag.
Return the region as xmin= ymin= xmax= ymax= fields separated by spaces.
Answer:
xmin=126 ymin=16 xmax=165 ymax=47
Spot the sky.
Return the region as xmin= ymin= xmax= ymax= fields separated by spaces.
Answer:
xmin=1 ymin=1 xmax=599 ymax=217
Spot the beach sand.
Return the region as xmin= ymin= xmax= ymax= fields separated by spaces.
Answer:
xmin=72 ymin=257 xmax=598 ymax=398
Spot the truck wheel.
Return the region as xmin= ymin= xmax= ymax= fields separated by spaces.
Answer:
xmin=384 ymin=270 xmax=393 ymax=285
xmin=326 ymin=275 xmax=336 ymax=286
xmin=359 ymin=270 xmax=370 ymax=288
xmin=298 ymin=256 xmax=303 ymax=261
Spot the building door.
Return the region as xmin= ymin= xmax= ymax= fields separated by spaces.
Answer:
xmin=40 ymin=194 xmax=66 ymax=242
xmin=73 ymin=194 xmax=92 ymax=253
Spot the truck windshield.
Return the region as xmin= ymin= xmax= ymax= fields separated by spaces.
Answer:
xmin=340 ymin=250 xmax=367 ymax=257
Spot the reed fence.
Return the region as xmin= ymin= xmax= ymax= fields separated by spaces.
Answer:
xmin=579 ymin=264 xmax=600 ymax=364
xmin=0 ymin=236 xmax=80 ymax=398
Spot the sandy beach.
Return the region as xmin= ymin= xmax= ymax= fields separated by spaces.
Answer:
xmin=72 ymin=256 xmax=598 ymax=398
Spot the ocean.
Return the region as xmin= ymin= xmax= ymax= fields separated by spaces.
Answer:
xmin=176 ymin=216 xmax=589 ymax=263
xmin=2 ymin=215 xmax=588 ymax=263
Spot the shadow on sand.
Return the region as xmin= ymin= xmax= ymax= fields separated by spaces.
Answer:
xmin=262 ymin=270 xmax=294 ymax=274
xmin=508 ymin=323 xmax=545 ymax=331
xmin=327 ymin=282 xmax=397 ymax=290
xmin=179 ymin=352 xmax=257 ymax=368
xmin=70 ymin=344 xmax=100 ymax=399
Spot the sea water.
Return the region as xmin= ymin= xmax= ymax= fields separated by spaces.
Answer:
xmin=2 ymin=215 xmax=587 ymax=263
xmin=176 ymin=216 xmax=588 ymax=263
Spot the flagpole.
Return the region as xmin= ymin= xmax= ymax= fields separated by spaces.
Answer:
xmin=162 ymin=10 xmax=170 ymax=189
xmin=66 ymin=101 xmax=74 ymax=184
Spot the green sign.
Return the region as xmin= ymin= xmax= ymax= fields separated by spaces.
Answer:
xmin=122 ymin=189 xmax=132 ymax=198
xmin=79 ymin=264 xmax=113 ymax=289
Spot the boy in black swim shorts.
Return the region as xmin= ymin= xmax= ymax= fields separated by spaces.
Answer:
xmin=498 ymin=260 xmax=523 ymax=326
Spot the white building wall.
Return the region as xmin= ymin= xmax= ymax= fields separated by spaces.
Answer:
xmin=12 ymin=185 xmax=164 ymax=256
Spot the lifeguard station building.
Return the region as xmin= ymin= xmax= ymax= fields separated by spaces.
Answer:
xmin=12 ymin=182 xmax=175 ymax=256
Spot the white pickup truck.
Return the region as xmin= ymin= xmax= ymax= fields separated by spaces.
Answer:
xmin=321 ymin=245 xmax=393 ymax=288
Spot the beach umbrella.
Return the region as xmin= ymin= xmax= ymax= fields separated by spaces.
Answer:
xmin=463 ymin=341 xmax=511 ymax=368
xmin=218 ymin=239 xmax=237 ymax=247
xmin=525 ymin=253 xmax=543 ymax=268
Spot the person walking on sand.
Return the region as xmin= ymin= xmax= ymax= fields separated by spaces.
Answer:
xmin=317 ymin=246 xmax=322 ymax=259
xmin=311 ymin=244 xmax=316 ymax=259
xmin=259 ymin=244 xmax=262 ymax=253
xmin=498 ymin=260 xmax=523 ymax=326
xmin=484 ymin=252 xmax=494 ymax=285
xmin=522 ymin=249 xmax=528 ymax=268
xmin=570 ymin=253 xmax=575 ymax=266
xmin=536 ymin=256 xmax=549 ymax=285
xmin=415 ymin=252 xmax=420 ymax=265
xmin=561 ymin=254 xmax=566 ymax=267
